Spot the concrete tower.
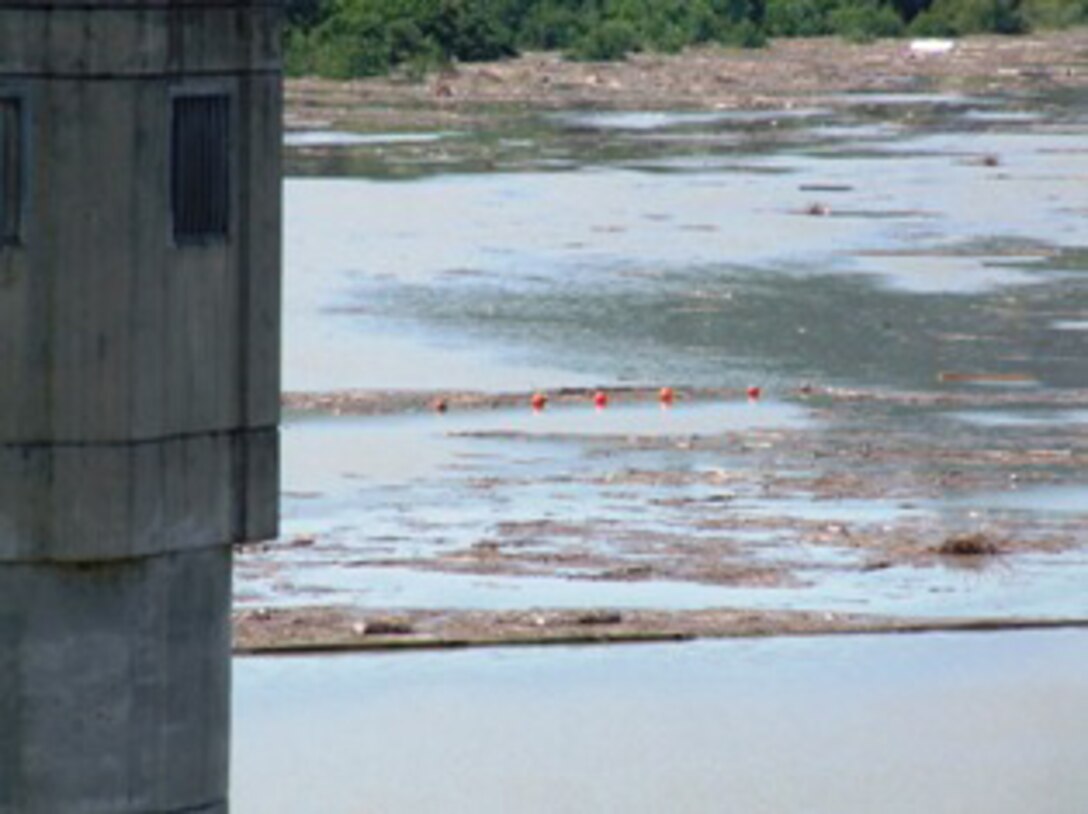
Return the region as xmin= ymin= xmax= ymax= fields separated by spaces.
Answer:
xmin=0 ymin=2 xmax=281 ymax=812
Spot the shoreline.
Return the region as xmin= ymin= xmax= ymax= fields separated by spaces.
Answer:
xmin=234 ymin=605 xmax=1088 ymax=655
xmin=283 ymin=383 xmax=1088 ymax=416
xmin=285 ymin=31 xmax=1088 ymax=133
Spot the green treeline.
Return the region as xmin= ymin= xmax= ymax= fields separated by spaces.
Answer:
xmin=285 ymin=0 xmax=1088 ymax=77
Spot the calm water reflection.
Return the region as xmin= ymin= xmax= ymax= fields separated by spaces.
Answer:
xmin=233 ymin=629 xmax=1088 ymax=814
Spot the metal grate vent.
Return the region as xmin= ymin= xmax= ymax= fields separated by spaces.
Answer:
xmin=171 ymin=94 xmax=230 ymax=242
xmin=0 ymin=98 xmax=21 ymax=246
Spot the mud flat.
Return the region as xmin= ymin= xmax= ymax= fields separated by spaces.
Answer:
xmin=234 ymin=603 xmax=1088 ymax=654
xmin=286 ymin=31 xmax=1088 ymax=132
xmin=283 ymin=383 xmax=1088 ymax=415
xmin=244 ymin=384 xmax=1088 ymax=652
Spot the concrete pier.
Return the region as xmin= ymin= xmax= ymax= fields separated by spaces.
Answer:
xmin=0 ymin=2 xmax=281 ymax=811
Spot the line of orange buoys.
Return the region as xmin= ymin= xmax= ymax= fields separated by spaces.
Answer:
xmin=433 ymin=387 xmax=768 ymax=414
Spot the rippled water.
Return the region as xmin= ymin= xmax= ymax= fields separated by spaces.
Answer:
xmin=283 ymin=121 xmax=1088 ymax=393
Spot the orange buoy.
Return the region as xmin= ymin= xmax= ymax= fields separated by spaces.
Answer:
xmin=594 ymin=390 xmax=609 ymax=409
xmin=659 ymin=387 xmax=675 ymax=406
xmin=747 ymin=386 xmax=761 ymax=401
xmin=531 ymin=392 xmax=548 ymax=411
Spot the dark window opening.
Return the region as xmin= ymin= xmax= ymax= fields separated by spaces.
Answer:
xmin=0 ymin=98 xmax=21 ymax=246
xmin=172 ymin=94 xmax=230 ymax=242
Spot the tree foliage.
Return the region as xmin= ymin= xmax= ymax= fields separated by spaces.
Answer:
xmin=284 ymin=0 xmax=1088 ymax=78
xmin=909 ymin=0 xmax=1027 ymax=35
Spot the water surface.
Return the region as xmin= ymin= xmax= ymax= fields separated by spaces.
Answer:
xmin=233 ymin=628 xmax=1088 ymax=814
xmin=260 ymin=87 xmax=1088 ymax=621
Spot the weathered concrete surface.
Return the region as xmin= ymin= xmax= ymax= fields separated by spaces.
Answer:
xmin=0 ymin=0 xmax=281 ymax=810
xmin=0 ymin=75 xmax=281 ymax=448
xmin=0 ymin=549 xmax=232 ymax=814
xmin=0 ymin=1 xmax=281 ymax=543
xmin=0 ymin=3 xmax=281 ymax=78
xmin=0 ymin=429 xmax=277 ymax=562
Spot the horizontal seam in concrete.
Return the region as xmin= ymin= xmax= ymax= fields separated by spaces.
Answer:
xmin=162 ymin=797 xmax=228 ymax=814
xmin=12 ymin=534 xmax=238 ymax=565
xmin=0 ymin=70 xmax=281 ymax=82
xmin=1 ymin=425 xmax=277 ymax=450
xmin=0 ymin=2 xmax=278 ymax=9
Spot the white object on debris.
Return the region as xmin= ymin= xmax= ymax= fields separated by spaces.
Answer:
xmin=910 ymin=38 xmax=956 ymax=56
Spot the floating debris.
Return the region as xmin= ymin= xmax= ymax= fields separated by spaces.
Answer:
xmin=934 ymin=533 xmax=1002 ymax=558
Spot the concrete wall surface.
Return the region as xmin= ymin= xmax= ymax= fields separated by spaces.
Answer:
xmin=0 ymin=73 xmax=281 ymax=445
xmin=0 ymin=0 xmax=281 ymax=551
xmin=0 ymin=1 xmax=281 ymax=811
xmin=0 ymin=2 xmax=280 ymax=77
xmin=0 ymin=548 xmax=232 ymax=814
xmin=0 ymin=428 xmax=277 ymax=561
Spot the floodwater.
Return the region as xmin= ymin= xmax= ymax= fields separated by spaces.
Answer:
xmin=246 ymin=88 xmax=1088 ymax=621
xmin=238 ymin=403 xmax=1088 ymax=620
xmin=283 ymin=104 xmax=1088 ymax=394
xmin=232 ymin=83 xmax=1088 ymax=814
xmin=233 ymin=628 xmax=1088 ymax=813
